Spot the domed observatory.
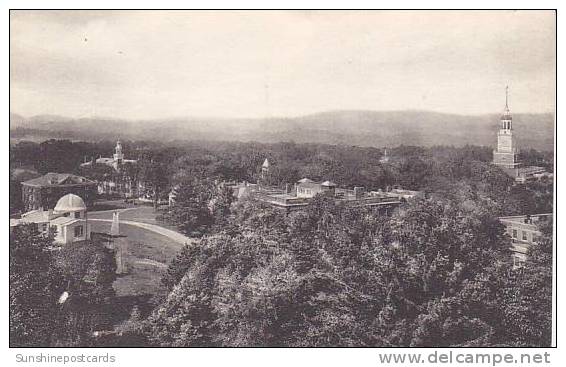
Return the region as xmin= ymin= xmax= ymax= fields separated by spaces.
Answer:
xmin=51 ymin=193 xmax=91 ymax=244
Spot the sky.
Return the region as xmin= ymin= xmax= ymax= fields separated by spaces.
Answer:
xmin=10 ymin=10 xmax=556 ymax=120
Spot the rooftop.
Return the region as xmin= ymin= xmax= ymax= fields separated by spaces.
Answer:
xmin=499 ymin=213 xmax=552 ymax=225
xmin=517 ymin=166 xmax=549 ymax=175
xmin=297 ymin=178 xmax=314 ymax=183
xmin=22 ymin=173 xmax=96 ymax=187
xmin=50 ymin=216 xmax=82 ymax=226
xmin=20 ymin=209 xmax=52 ymax=223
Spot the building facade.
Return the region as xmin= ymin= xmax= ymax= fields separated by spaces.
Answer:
xmin=21 ymin=172 xmax=98 ymax=212
xmin=499 ymin=213 xmax=552 ymax=266
xmin=296 ymin=178 xmax=336 ymax=198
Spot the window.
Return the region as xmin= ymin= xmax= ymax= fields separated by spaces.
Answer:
xmin=75 ymin=211 xmax=81 ymax=218
xmin=42 ymin=223 xmax=48 ymax=232
xmin=512 ymin=229 xmax=517 ymax=239
xmin=513 ymin=254 xmax=525 ymax=269
xmin=74 ymin=225 xmax=84 ymax=238
xmin=522 ymin=231 xmax=528 ymax=241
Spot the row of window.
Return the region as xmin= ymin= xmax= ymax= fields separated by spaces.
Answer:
xmin=511 ymin=228 xmax=539 ymax=243
xmin=62 ymin=211 xmax=82 ymax=218
xmin=299 ymin=188 xmax=315 ymax=196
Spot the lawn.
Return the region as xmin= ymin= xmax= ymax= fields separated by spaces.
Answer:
xmin=89 ymin=204 xmax=179 ymax=232
xmin=90 ymin=221 xmax=183 ymax=298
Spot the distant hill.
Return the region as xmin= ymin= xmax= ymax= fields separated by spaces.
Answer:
xmin=9 ymin=110 xmax=555 ymax=151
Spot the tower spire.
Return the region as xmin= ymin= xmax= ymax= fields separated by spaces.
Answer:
xmin=500 ymin=85 xmax=512 ymax=130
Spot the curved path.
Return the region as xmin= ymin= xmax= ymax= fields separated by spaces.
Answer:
xmin=89 ymin=218 xmax=192 ymax=246
xmin=89 ymin=207 xmax=139 ymax=215
xmin=133 ymin=258 xmax=168 ymax=269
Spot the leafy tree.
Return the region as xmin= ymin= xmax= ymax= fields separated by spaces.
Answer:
xmin=209 ymin=183 xmax=235 ymax=228
xmin=161 ymin=243 xmax=200 ymax=291
xmin=499 ymin=220 xmax=553 ymax=346
xmin=164 ymin=179 xmax=215 ymax=237
xmin=139 ymin=156 xmax=170 ymax=208
xmin=9 ymin=168 xmax=24 ymax=215
xmin=10 ymin=225 xmax=64 ymax=347
xmin=52 ymin=239 xmax=117 ymax=346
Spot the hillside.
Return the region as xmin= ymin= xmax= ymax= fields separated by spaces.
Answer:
xmin=9 ymin=110 xmax=555 ymax=151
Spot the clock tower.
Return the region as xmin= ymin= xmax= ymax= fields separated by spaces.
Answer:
xmin=493 ymin=86 xmax=521 ymax=169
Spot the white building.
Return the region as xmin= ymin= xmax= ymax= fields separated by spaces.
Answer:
xmin=82 ymin=140 xmax=137 ymax=171
xmin=10 ymin=193 xmax=91 ymax=245
xmin=80 ymin=140 xmax=138 ymax=197
xmin=492 ymin=86 xmax=553 ymax=183
xmin=499 ymin=213 xmax=552 ymax=267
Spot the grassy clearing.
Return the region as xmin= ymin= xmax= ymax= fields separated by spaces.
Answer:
xmin=90 ymin=221 xmax=182 ymax=297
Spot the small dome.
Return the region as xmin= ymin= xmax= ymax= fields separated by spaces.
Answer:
xmin=54 ymin=194 xmax=86 ymax=213
xmin=321 ymin=180 xmax=336 ymax=187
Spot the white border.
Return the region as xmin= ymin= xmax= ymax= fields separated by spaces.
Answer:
xmin=1 ymin=2 xmax=561 ymax=366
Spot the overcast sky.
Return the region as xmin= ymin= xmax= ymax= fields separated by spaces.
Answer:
xmin=10 ymin=10 xmax=555 ymax=120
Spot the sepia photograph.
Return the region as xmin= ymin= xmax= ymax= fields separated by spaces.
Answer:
xmin=8 ymin=9 xmax=556 ymax=350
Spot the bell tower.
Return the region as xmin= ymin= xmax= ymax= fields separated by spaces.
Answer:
xmin=493 ymin=86 xmax=521 ymax=169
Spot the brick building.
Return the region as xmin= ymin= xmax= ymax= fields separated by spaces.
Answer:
xmin=21 ymin=172 xmax=97 ymax=211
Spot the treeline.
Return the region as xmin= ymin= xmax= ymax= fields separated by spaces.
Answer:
xmin=10 ymin=139 xmax=553 ymax=216
xmin=10 ymin=139 xmax=553 ymax=187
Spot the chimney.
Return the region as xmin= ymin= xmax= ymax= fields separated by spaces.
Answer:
xmin=354 ymin=186 xmax=365 ymax=199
